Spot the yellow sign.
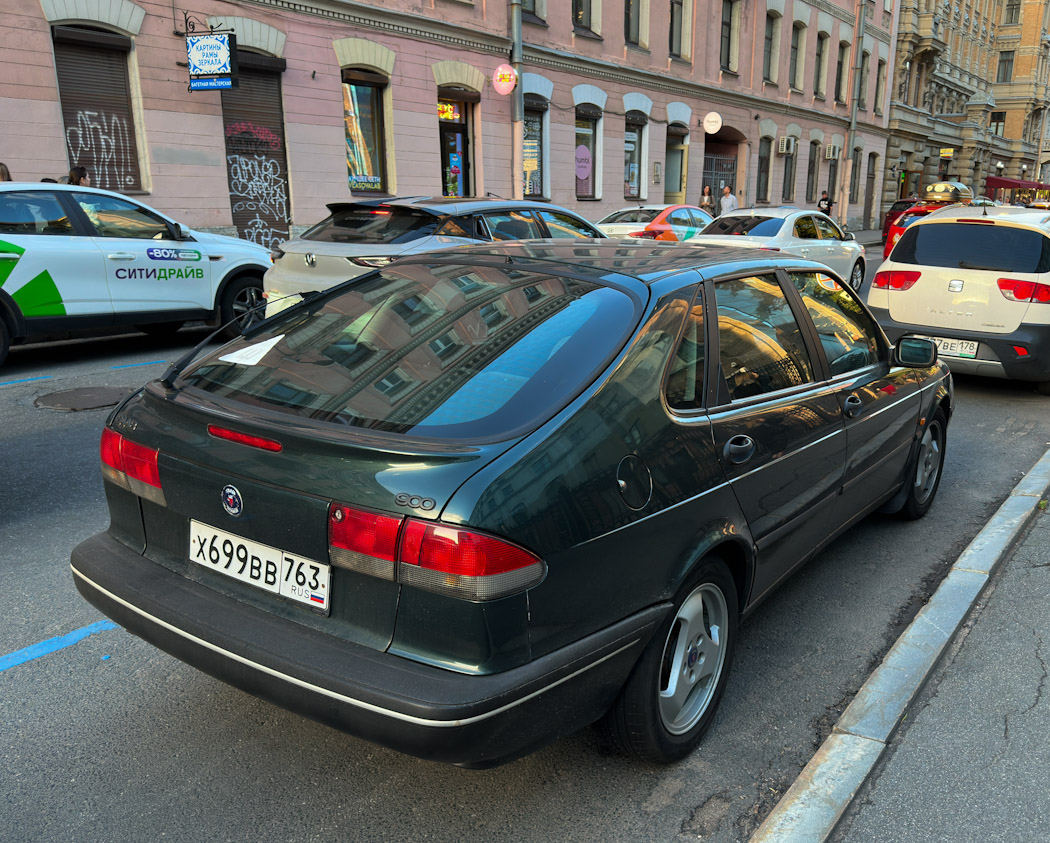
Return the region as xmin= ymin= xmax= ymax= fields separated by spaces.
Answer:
xmin=939 ymin=147 xmax=954 ymax=158
xmin=438 ymin=101 xmax=461 ymax=121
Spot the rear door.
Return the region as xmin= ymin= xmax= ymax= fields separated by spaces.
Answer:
xmin=813 ymin=215 xmax=852 ymax=278
xmin=790 ymin=214 xmax=821 ymax=262
xmin=0 ymin=189 xmax=109 ymax=323
xmin=707 ymin=272 xmax=846 ymax=600
xmin=69 ymin=191 xmax=212 ymax=313
xmin=786 ymin=269 xmax=919 ymax=520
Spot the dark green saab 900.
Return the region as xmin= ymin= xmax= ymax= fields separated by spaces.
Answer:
xmin=71 ymin=241 xmax=952 ymax=768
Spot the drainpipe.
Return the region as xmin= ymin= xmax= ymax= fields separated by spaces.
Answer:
xmin=840 ymin=0 xmax=866 ymax=228
xmin=510 ymin=0 xmax=524 ymax=200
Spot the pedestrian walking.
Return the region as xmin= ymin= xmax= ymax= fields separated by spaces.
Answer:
xmin=719 ymin=185 xmax=738 ymax=216
xmin=69 ymin=166 xmax=91 ymax=187
xmin=817 ymin=190 xmax=834 ymax=216
xmin=699 ymin=185 xmax=715 ymax=215
xmin=0 ymin=162 xmax=11 ymax=182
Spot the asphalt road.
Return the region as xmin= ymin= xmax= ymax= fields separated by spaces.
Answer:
xmin=3 ymin=301 xmax=1050 ymax=843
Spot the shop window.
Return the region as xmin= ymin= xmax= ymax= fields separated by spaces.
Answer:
xmin=52 ymin=26 xmax=142 ymax=192
xmin=575 ymin=104 xmax=602 ymax=200
xmin=343 ymin=69 xmax=388 ymax=194
xmin=758 ymin=137 xmax=772 ymax=202
xmin=624 ymin=111 xmax=647 ymax=200
xmin=524 ymin=93 xmax=548 ymax=199
xmin=438 ymin=87 xmax=479 ymax=198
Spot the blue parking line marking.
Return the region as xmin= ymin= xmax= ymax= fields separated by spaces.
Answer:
xmin=0 ymin=620 xmax=118 ymax=672
xmin=0 ymin=375 xmax=52 ymax=386
xmin=111 ymin=360 xmax=166 ymax=370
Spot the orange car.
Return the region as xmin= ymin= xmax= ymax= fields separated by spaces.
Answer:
xmin=883 ymin=181 xmax=974 ymax=259
xmin=596 ymin=204 xmax=714 ymax=242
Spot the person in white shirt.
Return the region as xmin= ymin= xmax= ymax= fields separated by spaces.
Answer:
xmin=719 ymin=185 xmax=738 ymax=216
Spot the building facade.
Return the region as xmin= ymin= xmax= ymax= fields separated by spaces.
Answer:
xmin=886 ymin=0 xmax=1050 ymax=205
xmin=1 ymin=0 xmax=898 ymax=244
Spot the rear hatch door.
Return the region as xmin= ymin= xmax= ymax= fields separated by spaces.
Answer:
xmin=887 ymin=219 xmax=1047 ymax=332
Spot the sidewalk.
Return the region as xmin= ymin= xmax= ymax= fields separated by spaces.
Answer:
xmin=752 ymin=448 xmax=1050 ymax=842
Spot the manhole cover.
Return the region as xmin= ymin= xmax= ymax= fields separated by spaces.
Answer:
xmin=34 ymin=387 xmax=132 ymax=412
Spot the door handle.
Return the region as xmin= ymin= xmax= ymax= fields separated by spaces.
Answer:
xmin=723 ymin=435 xmax=756 ymax=465
xmin=844 ymin=394 xmax=864 ymax=418
xmin=106 ymin=253 xmax=136 ymax=261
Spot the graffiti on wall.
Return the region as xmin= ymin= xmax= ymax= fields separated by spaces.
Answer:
xmin=65 ymin=110 xmax=138 ymax=190
xmin=224 ymin=121 xmax=290 ymax=251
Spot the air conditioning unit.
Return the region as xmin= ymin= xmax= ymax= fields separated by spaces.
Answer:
xmin=826 ymin=144 xmax=841 ymax=160
xmin=777 ymin=136 xmax=796 ymax=155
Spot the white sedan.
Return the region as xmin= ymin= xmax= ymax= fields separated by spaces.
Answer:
xmin=695 ymin=207 xmax=866 ymax=289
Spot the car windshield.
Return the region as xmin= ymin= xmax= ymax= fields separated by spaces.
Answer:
xmin=302 ymin=206 xmax=439 ymax=245
xmin=700 ymin=216 xmax=784 ymax=236
xmin=599 ymin=209 xmax=661 ymax=224
xmin=894 ymin=223 xmax=1050 ymax=273
xmin=181 ymin=264 xmax=639 ymax=439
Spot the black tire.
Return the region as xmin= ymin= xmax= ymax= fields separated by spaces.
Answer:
xmin=136 ymin=321 xmax=184 ymax=340
xmin=899 ymin=407 xmax=947 ymax=520
xmin=600 ymin=558 xmax=738 ymax=762
xmin=0 ymin=318 xmax=9 ymax=369
xmin=218 ymin=276 xmax=264 ymax=339
xmin=849 ymin=260 xmax=865 ymax=291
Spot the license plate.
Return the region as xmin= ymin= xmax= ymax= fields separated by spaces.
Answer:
xmin=189 ymin=521 xmax=330 ymax=613
xmin=920 ymin=336 xmax=978 ymax=359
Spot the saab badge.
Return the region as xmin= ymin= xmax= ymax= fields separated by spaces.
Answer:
xmin=222 ymin=484 xmax=244 ymax=517
xmin=304 ymin=253 xmax=316 ymax=268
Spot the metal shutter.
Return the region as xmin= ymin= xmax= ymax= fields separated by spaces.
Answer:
xmin=53 ymin=38 xmax=142 ymax=191
xmin=221 ymin=67 xmax=291 ymax=249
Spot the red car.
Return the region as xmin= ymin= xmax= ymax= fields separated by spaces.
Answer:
xmin=883 ymin=181 xmax=974 ymax=258
xmin=596 ymin=204 xmax=714 ymax=241
xmin=881 ymin=198 xmax=918 ymax=243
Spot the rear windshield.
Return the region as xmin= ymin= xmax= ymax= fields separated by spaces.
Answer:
xmin=890 ymin=201 xmax=914 ymax=212
xmin=302 ymin=207 xmax=438 ymax=245
xmin=894 ymin=222 xmax=1050 ymax=273
xmin=700 ymin=216 xmax=785 ymax=236
xmin=600 ymin=209 xmax=661 ymax=224
xmin=182 ymin=265 xmax=639 ymax=439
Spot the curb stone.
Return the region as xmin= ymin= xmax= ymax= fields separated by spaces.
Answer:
xmin=750 ymin=448 xmax=1050 ymax=843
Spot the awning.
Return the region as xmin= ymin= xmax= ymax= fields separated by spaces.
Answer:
xmin=984 ymin=175 xmax=1050 ymax=190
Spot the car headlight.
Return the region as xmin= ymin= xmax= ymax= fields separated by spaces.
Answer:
xmin=270 ymin=246 xmax=285 ymax=262
xmin=349 ymin=256 xmax=394 ymax=268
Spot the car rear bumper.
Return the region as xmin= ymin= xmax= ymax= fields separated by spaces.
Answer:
xmin=71 ymin=532 xmax=667 ymax=768
xmin=871 ymin=306 xmax=1050 ymax=383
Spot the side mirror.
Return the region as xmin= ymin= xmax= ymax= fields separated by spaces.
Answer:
xmin=171 ymin=222 xmax=189 ymax=241
xmin=843 ymin=231 xmax=856 ymax=241
xmin=896 ymin=336 xmax=937 ymax=367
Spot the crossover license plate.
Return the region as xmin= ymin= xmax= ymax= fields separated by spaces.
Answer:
xmin=189 ymin=520 xmax=330 ymax=613
xmin=920 ymin=336 xmax=978 ymax=359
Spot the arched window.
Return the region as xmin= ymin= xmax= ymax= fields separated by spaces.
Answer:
xmin=790 ymin=24 xmax=805 ymax=90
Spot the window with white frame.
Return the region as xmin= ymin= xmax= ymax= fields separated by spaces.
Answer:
xmin=763 ymin=14 xmax=780 ymax=83
xmin=624 ymin=112 xmax=647 ymax=199
xmin=523 ymin=93 xmax=547 ymax=199
xmin=814 ymin=33 xmax=828 ymax=96
xmin=790 ymin=24 xmax=805 ymax=90
xmin=875 ymin=59 xmax=886 ymax=112
xmin=575 ymin=103 xmax=602 ymax=199
xmin=806 ymin=140 xmax=820 ymax=202
xmin=782 ymin=142 xmax=797 ymax=201
xmin=858 ymin=51 xmax=870 ymax=109
xmin=835 ymin=42 xmax=850 ymax=102
xmin=758 ymin=137 xmax=772 ymax=201
xmin=670 ymin=0 xmax=684 ymax=56
xmin=721 ymin=0 xmax=741 ymax=71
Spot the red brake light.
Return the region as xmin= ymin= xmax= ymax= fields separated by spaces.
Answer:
xmin=873 ymin=270 xmax=921 ymax=290
xmin=327 ymin=503 xmax=545 ymax=598
xmin=99 ymin=427 xmax=165 ymax=505
xmin=208 ymin=424 xmax=282 ymax=452
xmin=1013 ymin=345 xmax=1029 ymax=356
xmin=998 ymin=278 xmax=1050 ymax=303
xmin=627 ymin=230 xmax=658 ymax=238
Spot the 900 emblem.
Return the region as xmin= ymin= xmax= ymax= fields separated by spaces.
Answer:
xmin=395 ymin=493 xmax=436 ymax=511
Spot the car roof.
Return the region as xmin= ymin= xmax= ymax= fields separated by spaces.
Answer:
xmin=395 ymin=239 xmax=831 ymax=285
xmin=909 ymin=205 xmax=1050 ymax=230
xmin=605 ymin=204 xmax=675 ymax=212
xmin=715 ymin=206 xmax=808 ymax=220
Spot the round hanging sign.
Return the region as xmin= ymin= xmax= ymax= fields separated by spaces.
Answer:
xmin=493 ymin=64 xmax=518 ymax=96
xmin=702 ymin=112 xmax=723 ymax=134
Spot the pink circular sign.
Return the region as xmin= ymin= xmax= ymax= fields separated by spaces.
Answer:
xmin=492 ymin=64 xmax=518 ymax=96
xmin=575 ymin=145 xmax=592 ymax=180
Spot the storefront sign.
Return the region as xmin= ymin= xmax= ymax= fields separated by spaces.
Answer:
xmin=438 ymin=101 xmax=461 ymax=121
xmin=575 ymin=145 xmax=592 ymax=180
xmin=702 ymin=112 xmax=723 ymax=134
xmin=492 ymin=64 xmax=518 ymax=96
xmin=940 ymin=147 xmax=955 ymax=159
xmin=186 ymin=32 xmax=237 ymax=91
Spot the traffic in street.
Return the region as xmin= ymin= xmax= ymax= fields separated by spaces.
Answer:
xmin=4 ymin=254 xmax=1050 ymax=840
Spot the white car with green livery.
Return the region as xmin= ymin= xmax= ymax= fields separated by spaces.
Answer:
xmin=0 ymin=183 xmax=271 ymax=368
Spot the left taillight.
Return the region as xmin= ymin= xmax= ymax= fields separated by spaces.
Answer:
xmin=327 ymin=502 xmax=544 ymax=600
xmin=100 ymin=427 xmax=166 ymax=506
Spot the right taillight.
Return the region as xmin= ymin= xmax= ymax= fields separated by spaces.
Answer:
xmin=327 ymin=502 xmax=544 ymax=600
xmin=100 ymin=427 xmax=166 ymax=506
xmin=873 ymin=270 xmax=921 ymax=291
xmin=998 ymin=278 xmax=1050 ymax=303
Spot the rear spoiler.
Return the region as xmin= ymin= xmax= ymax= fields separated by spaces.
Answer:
xmin=324 ymin=197 xmax=438 ymax=216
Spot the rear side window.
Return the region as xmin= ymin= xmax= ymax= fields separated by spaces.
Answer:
xmin=303 ymin=207 xmax=438 ymax=245
xmin=665 ymin=293 xmax=705 ymax=410
xmin=538 ymin=210 xmax=598 ymax=238
xmin=483 ymin=211 xmax=545 ymax=241
xmin=600 ymin=209 xmax=660 ymax=224
xmin=182 ymin=265 xmax=639 ymax=439
xmin=701 ymin=216 xmax=784 ymax=236
xmin=894 ymin=223 xmax=1050 ymax=273
xmin=890 ymin=201 xmax=914 ymax=213
xmin=0 ymin=191 xmax=73 ymax=235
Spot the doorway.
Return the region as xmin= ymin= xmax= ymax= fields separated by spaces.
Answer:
xmin=664 ymin=125 xmax=689 ymax=204
xmin=439 ymin=100 xmax=471 ymax=198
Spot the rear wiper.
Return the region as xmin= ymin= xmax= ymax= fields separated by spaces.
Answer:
xmin=958 ymin=261 xmax=1000 ymax=271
